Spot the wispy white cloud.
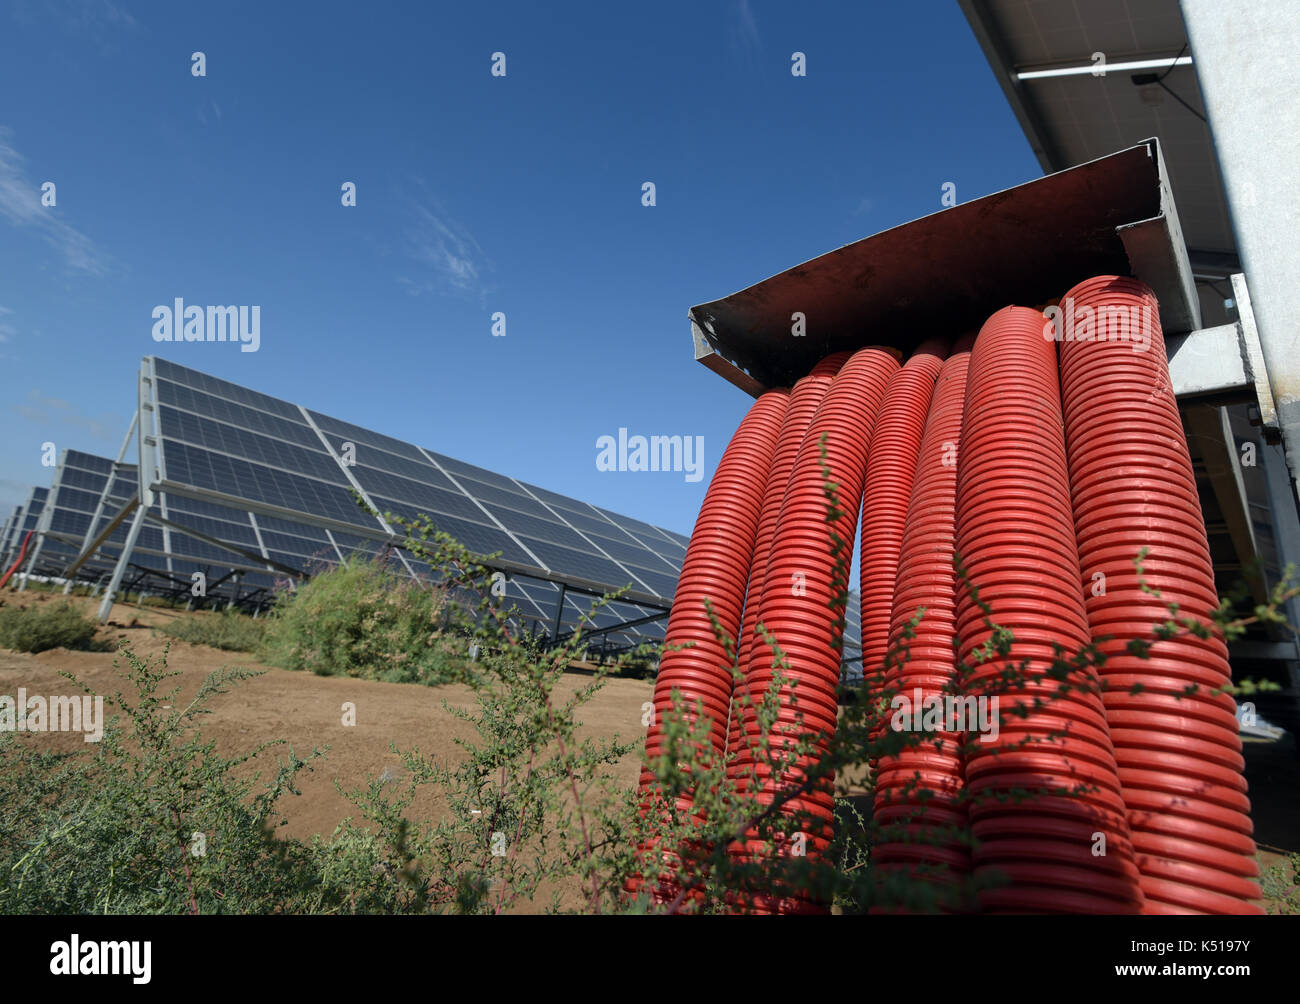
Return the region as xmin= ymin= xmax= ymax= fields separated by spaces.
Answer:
xmin=9 ymin=0 xmax=136 ymax=60
xmin=0 ymin=127 xmax=111 ymax=276
xmin=197 ymin=98 xmax=224 ymax=126
xmin=853 ymin=197 xmax=874 ymax=216
xmin=397 ymin=194 xmax=489 ymax=298
xmin=10 ymin=0 xmax=136 ymax=32
xmin=0 ymin=306 xmax=13 ymax=362
xmin=728 ymin=0 xmax=762 ymax=65
xmin=13 ymin=389 xmax=121 ymax=441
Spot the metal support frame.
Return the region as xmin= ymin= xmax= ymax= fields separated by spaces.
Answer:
xmin=246 ymin=511 xmax=278 ymax=572
xmin=147 ymin=511 xmax=305 ymax=579
xmin=550 ymin=583 xmax=568 ymax=643
xmin=63 ymin=496 xmax=139 ymax=582
xmin=323 ymin=527 xmax=346 ymax=563
xmin=1229 ymin=273 xmax=1278 ymax=433
xmin=97 ymin=503 xmax=150 ymax=622
xmin=18 ymin=481 xmax=57 ymax=593
xmin=158 ymin=488 xmax=174 ymax=583
xmin=297 ymin=404 xmax=421 ymax=583
xmin=550 ymin=608 xmax=669 ymax=648
xmin=137 ymin=359 xmax=163 ymax=509
xmin=66 ymin=410 xmax=139 ymax=594
xmin=1183 ymin=405 xmax=1265 ymax=605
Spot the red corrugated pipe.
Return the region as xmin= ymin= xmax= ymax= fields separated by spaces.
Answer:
xmin=627 ymin=387 xmax=789 ymax=906
xmin=726 ymin=352 xmax=849 ymax=761
xmin=1056 ymin=275 xmax=1263 ymax=914
xmin=728 ymin=346 xmax=899 ymax=913
xmin=956 ymin=306 xmax=1144 ymax=914
xmin=0 ymin=531 xmax=34 ymax=591
xmin=859 ymin=339 xmax=947 ymax=696
xmin=870 ymin=335 xmax=972 ymax=911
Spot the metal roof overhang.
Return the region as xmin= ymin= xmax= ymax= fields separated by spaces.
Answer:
xmin=689 ymin=139 xmax=1203 ymax=396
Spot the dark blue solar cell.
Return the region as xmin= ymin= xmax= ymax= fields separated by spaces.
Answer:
xmin=308 ymin=411 xmax=430 ymax=464
xmin=513 ymin=537 xmax=639 ymax=591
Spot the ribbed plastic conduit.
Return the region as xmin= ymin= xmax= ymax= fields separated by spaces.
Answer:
xmin=1057 ymin=275 xmax=1263 ymax=915
xmin=728 ymin=346 xmax=899 ymax=913
xmin=858 ymin=340 xmax=947 ymax=696
xmin=870 ymin=336 xmax=972 ymax=907
xmin=726 ymin=353 xmax=850 ymax=761
xmin=956 ymin=307 xmax=1144 ymax=914
xmin=628 ymin=387 xmax=789 ymax=905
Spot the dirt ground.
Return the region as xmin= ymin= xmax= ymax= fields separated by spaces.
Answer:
xmin=0 ymin=592 xmax=656 ymax=846
xmin=1 ymin=589 xmax=1296 ymax=912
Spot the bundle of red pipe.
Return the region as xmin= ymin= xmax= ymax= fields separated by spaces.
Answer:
xmin=629 ymin=276 xmax=1262 ymax=915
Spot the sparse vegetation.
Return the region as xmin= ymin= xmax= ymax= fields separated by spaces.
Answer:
xmin=0 ymin=644 xmax=354 ymax=914
xmin=258 ymin=555 xmax=470 ymax=686
xmin=157 ymin=607 xmax=267 ymax=652
xmin=1261 ymin=851 xmax=1300 ymax=915
xmin=0 ymin=599 xmax=101 ymax=654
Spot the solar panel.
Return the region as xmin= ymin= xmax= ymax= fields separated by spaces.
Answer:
xmin=143 ymin=356 xmax=683 ymax=604
xmin=21 ymin=452 xmax=181 ymax=593
xmin=1 ymin=503 xmax=29 ymax=567
xmin=0 ymin=506 xmax=18 ymax=563
xmin=6 ymin=504 xmax=28 ymax=562
xmin=18 ymin=488 xmax=47 ymax=536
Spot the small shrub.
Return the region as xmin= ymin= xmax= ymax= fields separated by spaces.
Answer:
xmin=0 ymin=601 xmax=100 ymax=653
xmin=158 ymin=608 xmax=266 ymax=652
xmin=259 ymin=556 xmax=468 ymax=685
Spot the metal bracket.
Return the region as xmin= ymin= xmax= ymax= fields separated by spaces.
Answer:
xmin=1231 ymin=272 xmax=1279 ymax=435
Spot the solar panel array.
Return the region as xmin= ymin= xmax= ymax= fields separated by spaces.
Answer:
xmin=142 ymin=357 xmax=692 ymax=645
xmin=26 ymin=450 xmax=264 ymax=600
xmin=0 ymin=504 xmax=22 ymax=566
xmin=150 ymin=358 xmax=688 ymax=591
xmin=7 ymin=358 xmax=865 ymax=662
xmin=0 ymin=506 xmax=18 ymax=558
xmin=23 ymin=450 xmax=112 ymax=579
xmin=0 ymin=489 xmax=41 ymax=575
xmin=4 ymin=488 xmax=47 ymax=563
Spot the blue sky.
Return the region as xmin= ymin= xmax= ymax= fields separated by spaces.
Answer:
xmin=0 ymin=0 xmax=1039 ymax=537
